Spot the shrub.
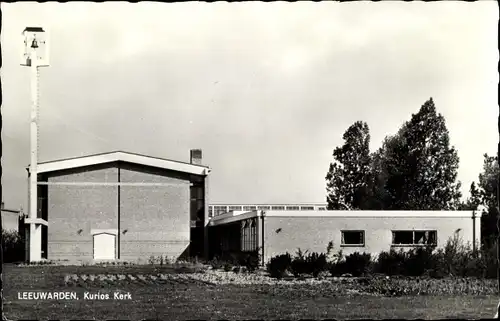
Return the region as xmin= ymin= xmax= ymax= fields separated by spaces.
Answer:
xmin=373 ymin=249 xmax=408 ymax=276
xmin=344 ymin=252 xmax=372 ymax=277
xmin=289 ymin=249 xmax=328 ymax=277
xmin=208 ymin=257 xmax=224 ymax=270
xmin=373 ymin=247 xmax=438 ymax=277
xmin=434 ymin=233 xmax=471 ymax=277
xmin=290 ymin=249 xmax=309 ymax=277
xmin=370 ymin=234 xmax=497 ymax=279
xmin=266 ymin=253 xmax=292 ymax=279
xmin=223 ymin=263 xmax=233 ymax=272
xmin=329 ymin=252 xmax=371 ymax=277
xmin=429 ymin=233 xmax=495 ymax=278
xmin=308 ymin=252 xmax=329 ymax=277
xmin=478 ymin=240 xmax=497 ymax=279
xmin=404 ymin=247 xmax=435 ymax=277
xmin=211 ymin=251 xmax=261 ymax=272
xmin=239 ymin=252 xmax=260 ymax=272
xmin=2 ymin=229 xmax=25 ymax=263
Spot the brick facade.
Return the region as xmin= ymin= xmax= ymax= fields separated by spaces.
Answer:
xmin=45 ymin=162 xmax=201 ymax=262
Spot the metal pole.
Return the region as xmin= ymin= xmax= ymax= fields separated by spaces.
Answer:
xmin=28 ymin=45 xmax=40 ymax=262
xmin=472 ymin=210 xmax=476 ymax=254
xmin=1 ymin=5 xmax=5 ymax=319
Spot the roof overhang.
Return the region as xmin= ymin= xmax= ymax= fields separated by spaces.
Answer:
xmin=259 ymin=210 xmax=480 ymax=218
xmin=209 ymin=210 xmax=480 ymax=226
xmin=32 ymin=152 xmax=210 ymax=176
xmin=209 ymin=211 xmax=260 ymax=226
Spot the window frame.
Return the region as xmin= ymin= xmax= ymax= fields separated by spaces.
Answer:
xmin=391 ymin=230 xmax=437 ymax=247
xmin=340 ymin=230 xmax=365 ymax=247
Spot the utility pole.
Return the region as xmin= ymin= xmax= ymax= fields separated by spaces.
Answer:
xmin=21 ymin=27 xmax=49 ymax=262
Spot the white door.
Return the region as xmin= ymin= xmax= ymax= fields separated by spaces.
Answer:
xmin=93 ymin=233 xmax=116 ymax=260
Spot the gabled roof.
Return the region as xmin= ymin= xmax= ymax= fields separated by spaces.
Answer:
xmin=32 ymin=151 xmax=210 ymax=176
xmin=23 ymin=27 xmax=45 ymax=33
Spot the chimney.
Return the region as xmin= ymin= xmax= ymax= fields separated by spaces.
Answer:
xmin=190 ymin=149 xmax=202 ymax=165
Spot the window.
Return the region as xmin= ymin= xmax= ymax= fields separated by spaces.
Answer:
xmin=214 ymin=206 xmax=228 ymax=216
xmin=300 ymin=206 xmax=314 ymax=210
xmin=341 ymin=231 xmax=365 ymax=247
xmin=241 ymin=219 xmax=257 ymax=252
xmin=286 ymin=206 xmax=300 ymax=210
xmin=271 ymin=206 xmax=285 ymax=210
xmin=229 ymin=206 xmax=242 ymax=211
xmin=243 ymin=206 xmax=257 ymax=211
xmin=392 ymin=230 xmax=437 ymax=246
xmin=258 ymin=206 xmax=271 ymax=210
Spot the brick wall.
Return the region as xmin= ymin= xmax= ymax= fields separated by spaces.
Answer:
xmin=47 ymin=165 xmax=118 ymax=261
xmin=119 ymin=164 xmax=190 ymax=261
xmin=46 ymin=162 xmax=192 ymax=262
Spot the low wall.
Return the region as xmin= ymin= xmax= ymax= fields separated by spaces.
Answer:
xmin=261 ymin=211 xmax=479 ymax=263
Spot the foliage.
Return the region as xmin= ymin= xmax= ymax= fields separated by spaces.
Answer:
xmin=208 ymin=257 xmax=225 ymax=270
xmin=238 ymin=252 xmax=260 ymax=272
xmin=267 ymin=233 xmax=498 ymax=280
xmin=326 ymin=241 xmax=344 ymax=263
xmin=290 ymin=249 xmax=308 ymax=277
xmin=431 ymin=232 xmax=496 ymax=279
xmin=325 ymin=121 xmax=374 ymax=210
xmin=332 ymin=252 xmax=372 ymax=277
xmin=464 ymin=154 xmax=499 ymax=245
xmin=458 ymin=182 xmax=482 ymax=211
xmin=361 ymin=275 xmax=497 ymax=297
xmin=223 ymin=263 xmax=234 ymax=272
xmin=266 ymin=253 xmax=292 ymax=279
xmin=372 ymin=233 xmax=496 ymax=279
xmin=373 ymin=249 xmax=408 ymax=276
xmin=210 ymin=251 xmax=261 ymax=272
xmin=375 ymin=98 xmax=462 ymax=210
xmin=290 ymin=249 xmax=328 ymax=277
xmin=2 ymin=229 xmax=25 ymax=263
xmin=148 ymin=255 xmax=174 ymax=265
xmin=478 ymin=154 xmax=499 ymax=212
xmin=326 ymin=98 xmax=463 ymax=211
xmin=403 ymin=247 xmax=435 ymax=277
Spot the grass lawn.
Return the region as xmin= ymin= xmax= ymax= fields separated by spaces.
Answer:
xmin=2 ymin=264 xmax=499 ymax=320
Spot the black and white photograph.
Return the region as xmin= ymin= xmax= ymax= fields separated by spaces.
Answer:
xmin=0 ymin=1 xmax=498 ymax=320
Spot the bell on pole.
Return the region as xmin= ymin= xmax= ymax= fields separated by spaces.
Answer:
xmin=21 ymin=27 xmax=50 ymax=67
xmin=31 ymin=35 xmax=39 ymax=49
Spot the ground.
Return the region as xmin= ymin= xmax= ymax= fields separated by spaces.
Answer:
xmin=2 ymin=264 xmax=499 ymax=320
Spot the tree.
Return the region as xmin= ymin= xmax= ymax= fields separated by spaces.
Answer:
xmin=458 ymin=182 xmax=482 ymax=210
xmin=378 ymin=98 xmax=462 ymax=210
xmin=478 ymin=154 xmax=499 ymax=212
xmin=469 ymin=154 xmax=499 ymax=246
xmin=325 ymin=121 xmax=373 ymax=210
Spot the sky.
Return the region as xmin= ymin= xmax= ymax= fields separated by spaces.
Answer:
xmin=1 ymin=1 xmax=498 ymax=210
